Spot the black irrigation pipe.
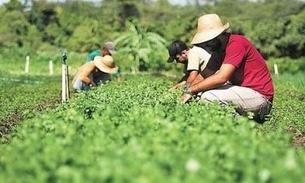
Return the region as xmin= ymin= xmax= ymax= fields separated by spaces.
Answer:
xmin=0 ymin=77 xmax=43 ymax=84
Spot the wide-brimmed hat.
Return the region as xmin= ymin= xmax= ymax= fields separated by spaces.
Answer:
xmin=104 ymin=41 xmax=117 ymax=55
xmin=93 ymin=55 xmax=118 ymax=74
xmin=167 ymin=40 xmax=188 ymax=63
xmin=191 ymin=14 xmax=230 ymax=44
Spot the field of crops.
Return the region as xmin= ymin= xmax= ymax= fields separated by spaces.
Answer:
xmin=0 ymin=71 xmax=305 ymax=182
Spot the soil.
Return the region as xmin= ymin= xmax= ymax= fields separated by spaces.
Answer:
xmin=0 ymin=98 xmax=61 ymax=140
xmin=293 ymin=136 xmax=305 ymax=148
xmin=0 ymin=113 xmax=23 ymax=138
xmin=289 ymin=126 xmax=305 ymax=148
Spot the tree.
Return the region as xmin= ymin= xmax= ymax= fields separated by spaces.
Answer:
xmin=0 ymin=0 xmax=41 ymax=49
xmin=275 ymin=11 xmax=305 ymax=58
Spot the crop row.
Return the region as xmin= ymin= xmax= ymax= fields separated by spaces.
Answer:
xmin=0 ymin=73 xmax=304 ymax=182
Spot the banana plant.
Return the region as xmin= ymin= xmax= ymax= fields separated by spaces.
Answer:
xmin=115 ymin=20 xmax=167 ymax=73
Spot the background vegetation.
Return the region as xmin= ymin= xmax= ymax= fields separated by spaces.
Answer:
xmin=1 ymin=0 xmax=305 ymax=73
xmin=1 ymin=0 xmax=305 ymax=181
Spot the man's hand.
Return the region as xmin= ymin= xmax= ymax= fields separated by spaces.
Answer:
xmin=181 ymin=93 xmax=193 ymax=103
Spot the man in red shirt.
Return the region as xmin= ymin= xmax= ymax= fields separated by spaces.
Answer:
xmin=182 ymin=13 xmax=274 ymax=122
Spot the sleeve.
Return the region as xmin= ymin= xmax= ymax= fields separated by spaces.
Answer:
xmin=223 ymin=41 xmax=246 ymax=68
xmin=187 ymin=47 xmax=211 ymax=71
xmin=187 ymin=48 xmax=200 ymax=71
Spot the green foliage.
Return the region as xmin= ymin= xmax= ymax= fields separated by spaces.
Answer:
xmin=244 ymin=18 xmax=287 ymax=57
xmin=211 ymin=0 xmax=305 ymax=59
xmin=65 ymin=18 xmax=101 ymax=52
xmin=267 ymin=57 xmax=305 ymax=74
xmin=161 ymin=11 xmax=198 ymax=43
xmin=115 ymin=20 xmax=168 ymax=72
xmin=260 ymin=72 xmax=305 ymax=149
xmin=0 ymin=7 xmax=33 ymax=48
xmin=1 ymin=74 xmax=305 ymax=182
xmin=274 ymin=11 xmax=305 ymax=58
xmin=0 ymin=47 xmax=87 ymax=77
xmin=2 ymin=0 xmax=24 ymax=11
xmin=1 ymin=0 xmax=305 ymax=60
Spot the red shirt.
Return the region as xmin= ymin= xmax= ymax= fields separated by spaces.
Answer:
xmin=223 ymin=35 xmax=274 ymax=100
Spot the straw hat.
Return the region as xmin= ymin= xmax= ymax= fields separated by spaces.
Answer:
xmin=191 ymin=14 xmax=230 ymax=44
xmin=93 ymin=55 xmax=118 ymax=74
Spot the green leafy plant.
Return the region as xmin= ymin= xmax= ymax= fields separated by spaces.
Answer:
xmin=1 ymin=74 xmax=305 ymax=183
xmin=115 ymin=20 xmax=167 ymax=73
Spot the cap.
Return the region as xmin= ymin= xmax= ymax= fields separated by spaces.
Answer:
xmin=167 ymin=40 xmax=188 ymax=62
xmin=104 ymin=41 xmax=117 ymax=55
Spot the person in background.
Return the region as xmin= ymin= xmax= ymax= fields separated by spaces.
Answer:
xmin=182 ymin=13 xmax=274 ymax=122
xmin=87 ymin=41 xmax=122 ymax=83
xmin=167 ymin=40 xmax=218 ymax=91
xmin=72 ymin=55 xmax=119 ymax=91
xmin=86 ymin=41 xmax=117 ymax=61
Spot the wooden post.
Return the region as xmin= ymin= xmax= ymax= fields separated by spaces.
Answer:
xmin=62 ymin=64 xmax=67 ymax=103
xmin=65 ymin=64 xmax=70 ymax=100
xmin=25 ymin=55 xmax=30 ymax=74
xmin=49 ymin=60 xmax=53 ymax=75
xmin=274 ymin=62 xmax=279 ymax=77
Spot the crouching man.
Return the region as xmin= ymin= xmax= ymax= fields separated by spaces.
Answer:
xmin=72 ymin=55 xmax=118 ymax=91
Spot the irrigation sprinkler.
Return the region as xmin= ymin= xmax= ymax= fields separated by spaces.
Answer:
xmin=61 ymin=52 xmax=70 ymax=103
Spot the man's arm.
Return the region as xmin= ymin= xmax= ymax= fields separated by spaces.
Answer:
xmin=113 ymin=70 xmax=122 ymax=82
xmin=186 ymin=70 xmax=199 ymax=85
xmin=79 ymin=65 xmax=96 ymax=86
xmin=169 ymin=73 xmax=189 ymax=90
xmin=116 ymin=76 xmax=122 ymax=82
xmin=187 ymin=68 xmax=218 ymax=87
xmin=191 ymin=64 xmax=235 ymax=92
xmin=182 ymin=64 xmax=236 ymax=103
xmin=72 ymin=64 xmax=86 ymax=85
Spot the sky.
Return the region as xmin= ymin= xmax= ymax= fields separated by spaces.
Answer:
xmin=0 ymin=0 xmax=189 ymax=6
